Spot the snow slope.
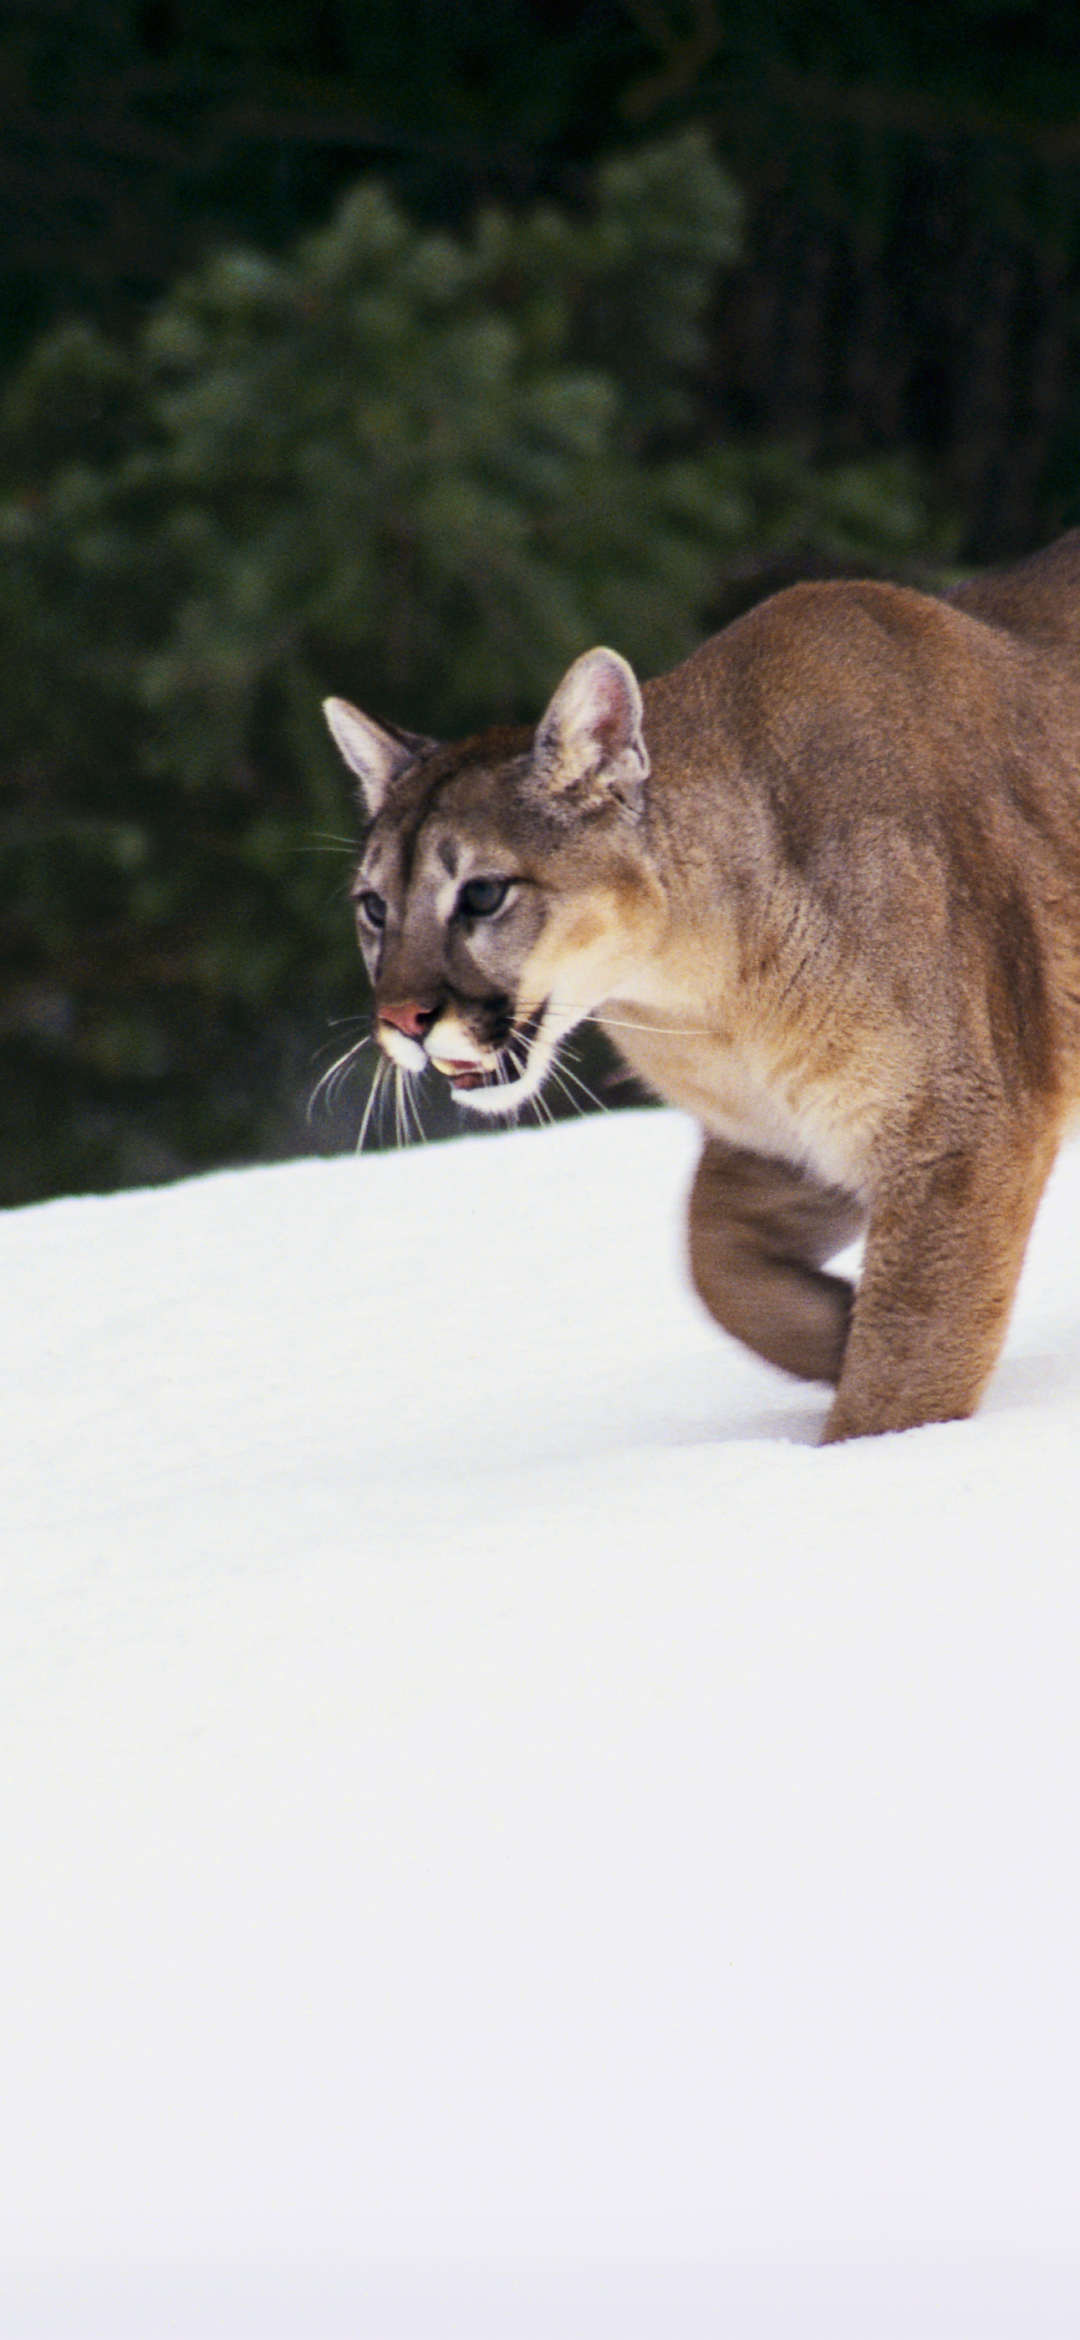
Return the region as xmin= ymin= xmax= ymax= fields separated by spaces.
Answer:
xmin=2 ymin=1108 xmax=1079 ymax=2338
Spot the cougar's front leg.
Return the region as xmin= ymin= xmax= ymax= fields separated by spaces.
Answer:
xmin=688 ymin=1138 xmax=865 ymax=1387
xmin=823 ymin=1122 xmax=1058 ymax=1443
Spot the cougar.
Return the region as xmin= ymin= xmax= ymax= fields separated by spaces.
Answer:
xmin=323 ymin=530 xmax=1080 ymax=1442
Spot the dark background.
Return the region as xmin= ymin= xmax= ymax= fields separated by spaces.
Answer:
xmin=4 ymin=0 xmax=1080 ymax=1204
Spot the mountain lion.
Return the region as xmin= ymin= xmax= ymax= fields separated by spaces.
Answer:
xmin=323 ymin=531 xmax=1080 ymax=1441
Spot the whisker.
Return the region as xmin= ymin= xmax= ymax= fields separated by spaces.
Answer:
xmin=308 ymin=1033 xmax=373 ymax=1120
xmin=546 ymin=1050 xmax=608 ymax=1116
xmin=401 ymin=1070 xmax=427 ymax=1145
xmin=542 ymin=1062 xmax=585 ymax=1118
xmin=378 ymin=1060 xmax=395 ymax=1146
xmin=598 ymin=1018 xmax=713 ymax=1036
xmin=390 ymin=1064 xmax=424 ymax=1149
xmin=548 ymin=1006 xmax=716 ymax=1038
xmin=329 ymin=1061 xmax=363 ymax=1113
xmin=355 ymin=1057 xmax=388 ymax=1152
xmin=490 ymin=1047 xmax=527 ymax=1127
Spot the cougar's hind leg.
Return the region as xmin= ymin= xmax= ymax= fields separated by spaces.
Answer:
xmin=688 ymin=1137 xmax=865 ymax=1386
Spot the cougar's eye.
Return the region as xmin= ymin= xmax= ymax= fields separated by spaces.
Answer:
xmin=357 ymin=889 xmax=387 ymax=930
xmin=457 ymin=877 xmax=510 ymax=919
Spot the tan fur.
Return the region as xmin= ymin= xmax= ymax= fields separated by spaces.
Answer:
xmin=324 ymin=533 xmax=1080 ymax=1441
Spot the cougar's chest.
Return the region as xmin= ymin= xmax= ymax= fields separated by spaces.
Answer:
xmin=603 ymin=1011 xmax=886 ymax=1195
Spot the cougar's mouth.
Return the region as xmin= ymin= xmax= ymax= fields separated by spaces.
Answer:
xmin=437 ymin=1003 xmax=550 ymax=1110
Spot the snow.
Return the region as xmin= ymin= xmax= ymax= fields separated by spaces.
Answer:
xmin=2 ymin=1106 xmax=1079 ymax=2338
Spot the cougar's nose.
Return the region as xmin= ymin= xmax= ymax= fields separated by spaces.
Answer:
xmin=378 ymin=1000 xmax=437 ymax=1041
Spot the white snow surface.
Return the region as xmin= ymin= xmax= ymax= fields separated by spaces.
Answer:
xmin=2 ymin=1106 xmax=1080 ymax=2338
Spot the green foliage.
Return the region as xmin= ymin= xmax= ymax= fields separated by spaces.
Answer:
xmin=0 ymin=130 xmax=952 ymax=1204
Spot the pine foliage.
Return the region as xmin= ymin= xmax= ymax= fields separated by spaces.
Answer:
xmin=0 ymin=131 xmax=951 ymax=1201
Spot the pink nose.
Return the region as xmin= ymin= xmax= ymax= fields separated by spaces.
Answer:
xmin=378 ymin=1000 xmax=435 ymax=1040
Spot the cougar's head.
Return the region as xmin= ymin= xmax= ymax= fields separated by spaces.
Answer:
xmin=323 ymin=649 xmax=656 ymax=1116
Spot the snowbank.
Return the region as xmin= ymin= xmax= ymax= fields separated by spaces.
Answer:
xmin=2 ymin=1110 xmax=1078 ymax=2336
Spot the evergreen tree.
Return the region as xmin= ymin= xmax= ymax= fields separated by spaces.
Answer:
xmin=0 ymin=131 xmax=949 ymax=1204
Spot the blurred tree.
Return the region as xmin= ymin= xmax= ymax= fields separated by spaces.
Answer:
xmin=0 ymin=0 xmax=640 ymax=353
xmin=5 ymin=1 xmax=1080 ymax=555
xmin=0 ymin=130 xmax=951 ymax=1204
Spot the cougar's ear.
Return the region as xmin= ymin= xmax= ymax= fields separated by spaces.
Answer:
xmin=322 ymin=697 xmax=437 ymax=818
xmin=531 ymin=648 xmax=649 ymax=821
